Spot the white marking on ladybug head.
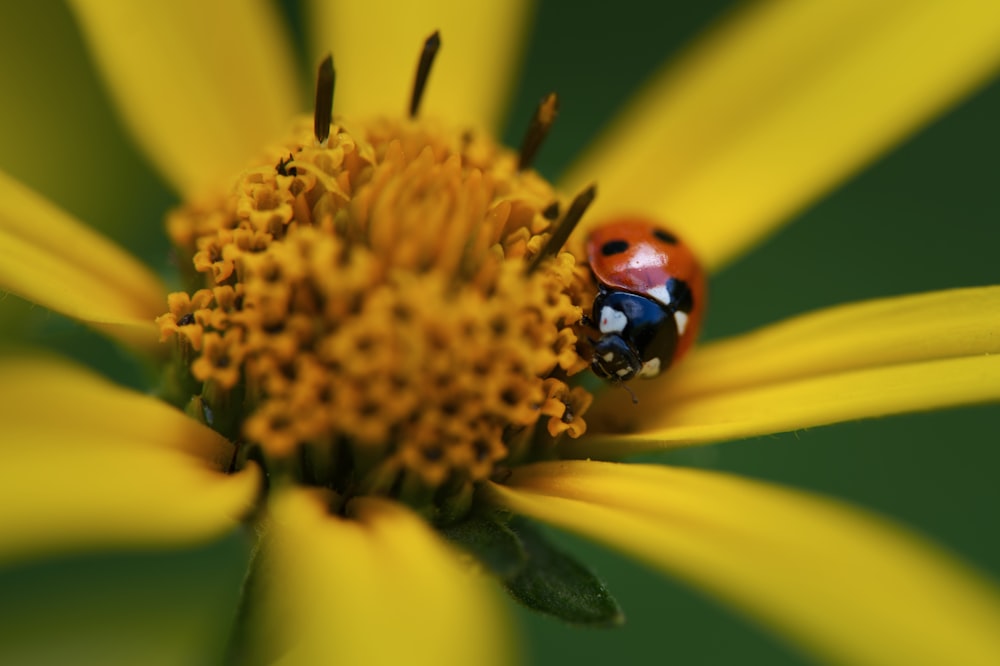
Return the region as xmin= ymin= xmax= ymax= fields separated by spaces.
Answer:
xmin=601 ymin=351 xmax=614 ymax=362
xmin=615 ymin=367 xmax=631 ymax=377
xmin=599 ymin=306 xmax=627 ymax=334
xmin=637 ymin=357 xmax=661 ymax=378
xmin=646 ymin=284 xmax=672 ymax=307
xmin=674 ymin=310 xmax=689 ymax=336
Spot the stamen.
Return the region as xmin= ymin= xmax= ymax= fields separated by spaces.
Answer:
xmin=410 ymin=31 xmax=442 ymax=117
xmin=314 ymin=54 xmax=336 ymax=145
xmin=518 ymin=92 xmax=559 ymax=171
xmin=276 ymin=153 xmax=297 ymax=177
xmin=526 ymin=184 xmax=597 ymax=273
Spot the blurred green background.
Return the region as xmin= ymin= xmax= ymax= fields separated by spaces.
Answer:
xmin=1 ymin=1 xmax=998 ymax=664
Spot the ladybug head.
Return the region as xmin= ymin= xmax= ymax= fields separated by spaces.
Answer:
xmin=591 ymin=334 xmax=642 ymax=382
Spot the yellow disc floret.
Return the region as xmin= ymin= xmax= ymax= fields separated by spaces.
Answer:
xmin=157 ymin=115 xmax=592 ymax=511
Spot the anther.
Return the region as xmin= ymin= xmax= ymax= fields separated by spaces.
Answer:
xmin=518 ymin=92 xmax=559 ymax=171
xmin=410 ymin=31 xmax=442 ymax=117
xmin=314 ymin=54 xmax=336 ymax=145
xmin=526 ymin=183 xmax=597 ymax=273
xmin=276 ymin=153 xmax=297 ymax=177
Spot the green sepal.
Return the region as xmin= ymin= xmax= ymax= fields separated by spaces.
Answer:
xmin=183 ymin=394 xmax=210 ymax=425
xmin=504 ymin=518 xmax=624 ymax=627
xmin=440 ymin=513 xmax=527 ymax=579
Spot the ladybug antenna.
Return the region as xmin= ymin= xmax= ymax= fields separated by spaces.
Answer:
xmin=618 ymin=379 xmax=639 ymax=405
xmin=518 ymin=92 xmax=559 ymax=171
xmin=526 ymin=183 xmax=597 ymax=273
xmin=410 ymin=31 xmax=441 ymax=117
xmin=314 ymin=54 xmax=336 ymax=145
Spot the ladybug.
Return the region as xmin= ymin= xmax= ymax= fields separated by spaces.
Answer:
xmin=585 ymin=218 xmax=706 ymax=381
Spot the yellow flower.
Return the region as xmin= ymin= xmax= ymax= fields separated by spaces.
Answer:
xmin=2 ymin=1 xmax=1000 ymax=664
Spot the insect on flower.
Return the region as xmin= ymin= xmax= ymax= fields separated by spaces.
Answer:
xmin=530 ymin=192 xmax=706 ymax=387
xmin=4 ymin=3 xmax=1000 ymax=665
xmin=523 ymin=103 xmax=705 ymax=388
xmin=585 ymin=219 xmax=706 ymax=382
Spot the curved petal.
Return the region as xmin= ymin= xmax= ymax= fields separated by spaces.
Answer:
xmin=253 ymin=489 xmax=514 ymax=666
xmin=309 ymin=0 xmax=533 ymax=133
xmin=0 ymin=172 xmax=164 ymax=351
xmin=0 ymin=356 xmax=260 ymax=564
xmin=0 ymin=355 xmax=234 ymax=465
xmin=594 ymin=286 xmax=1000 ymax=416
xmin=0 ymin=2 xmax=147 ymax=225
xmin=0 ymin=446 xmax=260 ymax=566
xmin=486 ymin=461 xmax=1000 ymax=666
xmin=67 ymin=0 xmax=299 ymax=198
xmin=560 ymin=0 xmax=1000 ymax=271
xmin=578 ymin=354 xmax=1000 ymax=458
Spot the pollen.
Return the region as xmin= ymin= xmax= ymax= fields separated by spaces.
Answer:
xmin=159 ymin=115 xmax=593 ymax=513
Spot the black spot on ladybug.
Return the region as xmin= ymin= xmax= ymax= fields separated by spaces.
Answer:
xmin=653 ymin=228 xmax=677 ymax=244
xmin=177 ymin=313 xmax=195 ymax=326
xmin=601 ymin=239 xmax=629 ymax=256
xmin=666 ymin=277 xmax=693 ymax=313
xmin=542 ymin=201 xmax=560 ymax=220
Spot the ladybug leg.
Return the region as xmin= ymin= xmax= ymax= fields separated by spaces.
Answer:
xmin=612 ymin=377 xmax=639 ymax=405
xmin=570 ymin=315 xmax=598 ymax=356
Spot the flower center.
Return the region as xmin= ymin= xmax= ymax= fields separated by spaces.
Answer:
xmin=157 ymin=113 xmax=595 ymax=517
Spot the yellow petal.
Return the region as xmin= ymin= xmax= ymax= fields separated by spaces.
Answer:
xmin=561 ymin=0 xmax=1000 ymax=271
xmin=0 ymin=355 xmax=260 ymax=563
xmin=0 ymin=355 xmax=235 ymax=468
xmin=257 ymin=489 xmax=514 ymax=666
xmin=0 ymin=172 xmax=164 ymax=351
xmin=596 ymin=286 xmax=1000 ymax=414
xmin=0 ymin=355 xmax=261 ymax=563
xmin=309 ymin=0 xmax=533 ymax=133
xmin=0 ymin=446 xmax=259 ymax=566
xmin=486 ymin=461 xmax=1000 ymax=666
xmin=67 ymin=0 xmax=299 ymax=198
xmin=577 ymin=354 xmax=1000 ymax=458
xmin=0 ymin=2 xmax=152 ymax=229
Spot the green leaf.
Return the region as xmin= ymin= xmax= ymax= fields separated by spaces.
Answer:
xmin=505 ymin=518 xmax=624 ymax=627
xmin=439 ymin=513 xmax=527 ymax=579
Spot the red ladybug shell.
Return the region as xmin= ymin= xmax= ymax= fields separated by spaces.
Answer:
xmin=586 ymin=218 xmax=706 ymax=363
